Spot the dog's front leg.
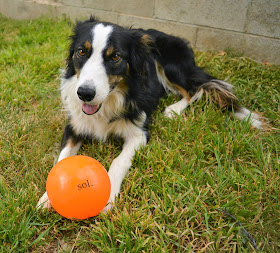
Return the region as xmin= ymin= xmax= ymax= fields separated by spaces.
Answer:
xmin=103 ymin=131 xmax=147 ymax=212
xmin=36 ymin=124 xmax=83 ymax=209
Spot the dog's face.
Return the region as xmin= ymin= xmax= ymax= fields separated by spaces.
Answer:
xmin=66 ymin=18 xmax=153 ymax=115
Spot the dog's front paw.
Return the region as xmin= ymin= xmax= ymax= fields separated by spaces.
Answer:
xmin=164 ymin=105 xmax=180 ymax=118
xmin=36 ymin=191 xmax=52 ymax=210
xmin=101 ymin=202 xmax=113 ymax=213
xmin=164 ymin=98 xmax=189 ymax=118
xmin=100 ymin=187 xmax=119 ymax=213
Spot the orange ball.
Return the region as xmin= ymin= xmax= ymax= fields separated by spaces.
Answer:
xmin=46 ymin=155 xmax=111 ymax=219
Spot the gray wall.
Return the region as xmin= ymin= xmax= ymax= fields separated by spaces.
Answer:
xmin=1 ymin=0 xmax=279 ymax=64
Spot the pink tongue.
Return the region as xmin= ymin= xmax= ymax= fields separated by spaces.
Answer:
xmin=82 ymin=104 xmax=99 ymax=115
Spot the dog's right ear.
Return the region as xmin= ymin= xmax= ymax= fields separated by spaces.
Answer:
xmin=125 ymin=30 xmax=156 ymax=87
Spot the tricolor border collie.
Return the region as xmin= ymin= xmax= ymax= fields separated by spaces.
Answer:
xmin=37 ymin=17 xmax=262 ymax=211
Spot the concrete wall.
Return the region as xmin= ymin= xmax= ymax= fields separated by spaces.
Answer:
xmin=0 ymin=0 xmax=279 ymax=64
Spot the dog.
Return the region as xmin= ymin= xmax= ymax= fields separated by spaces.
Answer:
xmin=37 ymin=16 xmax=262 ymax=212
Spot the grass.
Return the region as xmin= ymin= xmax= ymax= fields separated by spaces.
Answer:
xmin=0 ymin=15 xmax=279 ymax=252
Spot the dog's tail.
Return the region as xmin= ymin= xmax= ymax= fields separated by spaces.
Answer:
xmin=189 ymin=79 xmax=262 ymax=129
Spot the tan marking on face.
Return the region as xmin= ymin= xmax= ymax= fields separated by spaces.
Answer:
xmin=73 ymin=54 xmax=80 ymax=78
xmin=76 ymin=69 xmax=80 ymax=78
xmin=109 ymin=75 xmax=126 ymax=87
xmin=84 ymin=41 xmax=92 ymax=51
xmin=100 ymin=79 xmax=129 ymax=119
xmin=106 ymin=46 xmax=115 ymax=57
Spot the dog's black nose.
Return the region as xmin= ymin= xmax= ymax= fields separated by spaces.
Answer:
xmin=77 ymin=86 xmax=96 ymax=102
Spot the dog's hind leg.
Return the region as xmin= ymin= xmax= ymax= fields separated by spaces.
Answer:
xmin=164 ymin=85 xmax=192 ymax=118
xmin=156 ymin=61 xmax=193 ymax=118
xmin=157 ymin=60 xmax=262 ymax=128
xmin=164 ymin=97 xmax=189 ymax=118
xmin=163 ymin=84 xmax=206 ymax=118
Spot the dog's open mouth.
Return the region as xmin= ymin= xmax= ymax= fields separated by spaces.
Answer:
xmin=82 ymin=103 xmax=101 ymax=115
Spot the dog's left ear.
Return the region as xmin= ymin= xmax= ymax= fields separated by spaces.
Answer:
xmin=127 ymin=31 xmax=156 ymax=81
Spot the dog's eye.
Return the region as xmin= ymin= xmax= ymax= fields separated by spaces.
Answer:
xmin=78 ymin=48 xmax=86 ymax=57
xmin=111 ymin=53 xmax=121 ymax=62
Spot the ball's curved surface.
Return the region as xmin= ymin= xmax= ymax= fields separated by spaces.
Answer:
xmin=46 ymin=155 xmax=111 ymax=219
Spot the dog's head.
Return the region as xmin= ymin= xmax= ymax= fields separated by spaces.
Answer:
xmin=65 ymin=17 xmax=154 ymax=115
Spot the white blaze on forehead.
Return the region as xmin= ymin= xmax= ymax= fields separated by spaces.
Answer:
xmin=77 ymin=23 xmax=113 ymax=105
xmin=92 ymin=23 xmax=113 ymax=53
